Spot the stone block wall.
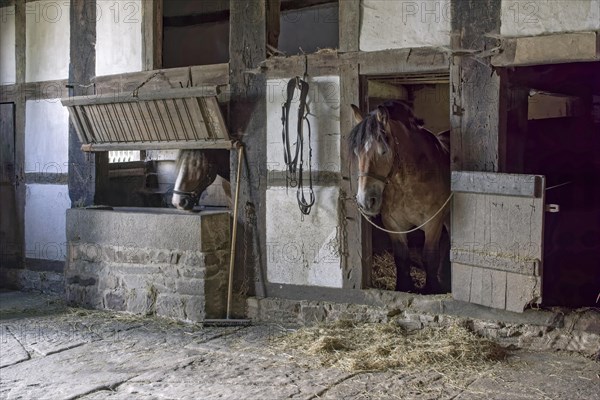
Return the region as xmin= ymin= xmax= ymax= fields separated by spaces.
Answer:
xmin=65 ymin=208 xmax=230 ymax=322
xmin=248 ymin=293 xmax=600 ymax=358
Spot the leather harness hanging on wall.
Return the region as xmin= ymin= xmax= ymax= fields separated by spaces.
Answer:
xmin=281 ymin=76 xmax=315 ymax=216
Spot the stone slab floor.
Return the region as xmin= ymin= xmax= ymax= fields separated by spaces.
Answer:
xmin=1 ymin=291 xmax=599 ymax=400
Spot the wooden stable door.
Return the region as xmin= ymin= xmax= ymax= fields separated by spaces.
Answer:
xmin=0 ymin=103 xmax=20 ymax=269
xmin=450 ymin=171 xmax=546 ymax=312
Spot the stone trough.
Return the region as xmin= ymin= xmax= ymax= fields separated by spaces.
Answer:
xmin=65 ymin=208 xmax=230 ymax=322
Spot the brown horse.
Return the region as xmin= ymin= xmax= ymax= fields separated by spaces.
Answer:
xmin=348 ymin=100 xmax=451 ymax=293
xmin=172 ymin=149 xmax=231 ymax=210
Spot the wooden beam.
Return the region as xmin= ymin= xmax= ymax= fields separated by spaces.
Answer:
xmin=338 ymin=0 xmax=359 ymax=52
xmin=15 ymin=0 xmax=24 ymax=85
xmin=339 ymin=64 xmax=368 ymax=289
xmin=142 ymin=0 xmax=163 ymax=70
xmin=261 ymin=51 xmax=340 ymax=78
xmin=350 ymin=48 xmax=449 ymax=76
xmin=450 ymin=0 xmax=502 ymax=172
xmin=498 ymin=71 xmax=528 ymax=173
xmin=68 ymin=0 xmax=97 ymax=207
xmin=92 ymin=64 xmax=229 ymax=94
xmin=266 ymin=0 xmax=280 ymax=51
xmin=492 ymin=32 xmax=599 ymax=67
xmin=0 ymin=80 xmax=69 ymax=103
xmin=13 ymin=0 xmax=25 ymax=269
xmin=229 ymin=0 xmax=267 ymax=300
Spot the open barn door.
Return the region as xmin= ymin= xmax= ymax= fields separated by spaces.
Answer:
xmin=451 ymin=171 xmax=546 ymax=312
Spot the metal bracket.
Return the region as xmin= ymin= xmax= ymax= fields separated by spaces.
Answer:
xmin=545 ymin=204 xmax=560 ymax=213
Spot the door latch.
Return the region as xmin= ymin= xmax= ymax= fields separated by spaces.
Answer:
xmin=545 ymin=204 xmax=560 ymax=213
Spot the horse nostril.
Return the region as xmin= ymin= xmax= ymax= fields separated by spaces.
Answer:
xmin=179 ymin=198 xmax=189 ymax=208
xmin=368 ymin=197 xmax=377 ymax=209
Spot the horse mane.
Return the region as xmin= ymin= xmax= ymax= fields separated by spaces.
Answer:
xmin=348 ymin=100 xmax=433 ymax=155
xmin=175 ymin=149 xmax=231 ymax=181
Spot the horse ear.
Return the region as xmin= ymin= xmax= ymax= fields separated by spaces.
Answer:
xmin=376 ymin=106 xmax=388 ymax=126
xmin=350 ymin=104 xmax=363 ymax=124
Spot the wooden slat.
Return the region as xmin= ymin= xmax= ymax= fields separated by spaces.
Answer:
xmin=92 ymin=64 xmax=229 ymax=93
xmin=81 ymin=140 xmax=232 ymax=152
xmin=61 ymin=86 xmax=218 ymax=107
xmin=450 ymin=249 xmax=540 ymax=276
xmin=189 ymin=98 xmax=210 ymax=140
xmin=66 ymin=107 xmax=89 ymax=144
xmin=451 ymin=174 xmax=545 ymax=312
xmin=451 ymin=171 xmax=543 ymax=198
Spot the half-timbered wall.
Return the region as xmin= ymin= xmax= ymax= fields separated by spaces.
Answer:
xmin=96 ymin=0 xmax=143 ymax=76
xmin=265 ymin=75 xmax=342 ymax=288
xmin=501 ymin=0 xmax=600 ymax=37
xmin=0 ymin=5 xmax=16 ymax=84
xmin=0 ymin=0 xmax=145 ymax=292
xmin=360 ymin=0 xmax=451 ymax=51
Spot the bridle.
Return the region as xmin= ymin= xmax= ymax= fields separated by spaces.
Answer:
xmin=356 ymin=125 xmax=398 ymax=187
xmin=357 ymin=171 xmax=390 ymax=186
xmin=281 ymin=75 xmax=315 ymax=216
xmin=173 ymin=167 xmax=217 ymax=207
xmin=172 ymin=187 xmax=202 ymax=205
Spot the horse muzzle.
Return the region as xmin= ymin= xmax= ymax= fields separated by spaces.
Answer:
xmin=356 ymin=190 xmax=382 ymax=216
xmin=172 ymin=193 xmax=195 ymax=211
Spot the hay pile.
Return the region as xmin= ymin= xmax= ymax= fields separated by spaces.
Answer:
xmin=273 ymin=320 xmax=507 ymax=375
xmin=371 ymin=251 xmax=426 ymax=291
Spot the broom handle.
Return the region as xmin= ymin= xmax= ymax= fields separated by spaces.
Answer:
xmin=227 ymin=143 xmax=244 ymax=319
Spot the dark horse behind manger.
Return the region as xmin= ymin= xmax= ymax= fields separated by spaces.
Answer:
xmin=171 ymin=149 xmax=231 ymax=211
xmin=349 ymin=100 xmax=451 ymax=294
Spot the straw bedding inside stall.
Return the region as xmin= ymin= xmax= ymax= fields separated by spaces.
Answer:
xmin=272 ymin=319 xmax=507 ymax=379
xmin=372 ymin=251 xmax=426 ymax=291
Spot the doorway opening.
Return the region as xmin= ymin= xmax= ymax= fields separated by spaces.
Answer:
xmin=360 ymin=74 xmax=451 ymax=292
xmin=502 ymin=62 xmax=600 ymax=307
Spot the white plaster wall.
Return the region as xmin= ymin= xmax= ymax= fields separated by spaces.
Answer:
xmin=25 ymin=99 xmax=69 ymax=174
xmin=0 ymin=6 xmax=16 ymax=84
xmin=266 ymin=186 xmax=342 ymax=288
xmin=25 ymin=0 xmax=70 ymax=82
xmin=266 ymin=76 xmax=340 ymax=173
xmin=96 ymin=0 xmax=143 ymax=76
xmin=360 ymin=0 xmax=451 ymax=52
xmin=25 ymin=184 xmax=70 ymax=261
xmin=501 ymin=0 xmax=600 ymax=37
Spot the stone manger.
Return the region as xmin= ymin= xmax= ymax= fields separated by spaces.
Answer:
xmin=65 ymin=208 xmax=230 ymax=322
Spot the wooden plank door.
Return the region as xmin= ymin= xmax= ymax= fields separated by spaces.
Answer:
xmin=0 ymin=103 xmax=20 ymax=269
xmin=451 ymin=171 xmax=546 ymax=312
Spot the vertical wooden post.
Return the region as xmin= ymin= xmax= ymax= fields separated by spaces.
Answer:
xmin=339 ymin=64 xmax=369 ymax=289
xmin=450 ymin=0 xmax=502 ymax=172
xmin=68 ymin=0 xmax=96 ymax=206
xmin=142 ymin=0 xmax=163 ymax=70
xmin=499 ymin=72 xmax=528 ymax=172
xmin=338 ymin=0 xmax=360 ymax=52
xmin=266 ymin=0 xmax=280 ymax=51
xmin=14 ymin=0 xmax=26 ymax=268
xmin=229 ymin=0 xmax=267 ymax=301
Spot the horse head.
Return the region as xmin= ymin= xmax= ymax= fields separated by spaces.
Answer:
xmin=172 ymin=150 xmax=219 ymax=210
xmin=349 ymin=104 xmax=397 ymax=216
